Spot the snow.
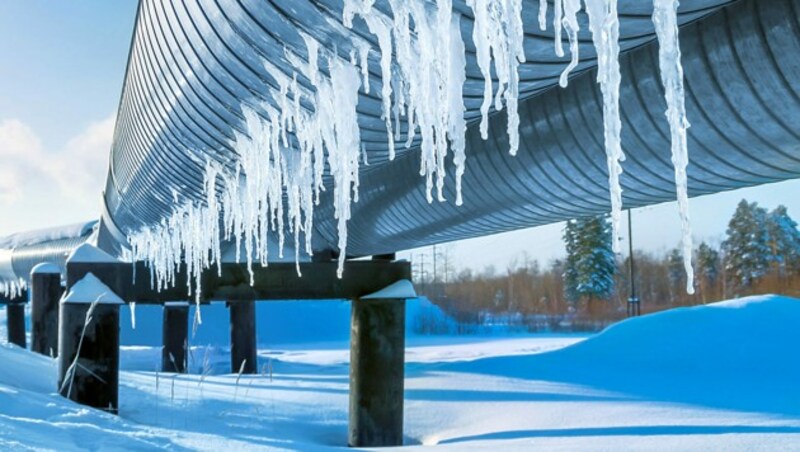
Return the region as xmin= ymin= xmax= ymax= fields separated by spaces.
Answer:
xmin=0 ymin=221 xmax=96 ymax=250
xmin=62 ymin=273 xmax=124 ymax=305
xmin=2 ymin=294 xmax=800 ymax=450
xmin=361 ymin=279 xmax=416 ymax=299
xmin=30 ymin=263 xmax=61 ymax=275
xmin=66 ymin=243 xmax=119 ymax=264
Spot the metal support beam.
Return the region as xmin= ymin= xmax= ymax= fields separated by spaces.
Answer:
xmin=6 ymin=302 xmax=26 ymax=348
xmin=31 ymin=267 xmax=63 ymax=356
xmin=58 ymin=299 xmax=121 ymax=414
xmin=229 ymin=300 xmax=257 ymax=374
xmin=162 ymin=304 xmax=189 ymax=373
xmin=348 ymin=297 xmax=406 ymax=447
xmin=65 ymin=260 xmax=411 ymax=304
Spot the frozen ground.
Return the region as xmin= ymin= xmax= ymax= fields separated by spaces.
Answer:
xmin=1 ymin=295 xmax=800 ymax=450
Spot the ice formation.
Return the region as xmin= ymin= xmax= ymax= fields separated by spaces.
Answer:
xmin=126 ymin=0 xmax=697 ymax=302
xmin=345 ymin=0 xmax=468 ymax=203
xmin=467 ymin=0 xmax=525 ymax=156
xmin=130 ymin=36 xmax=364 ymax=309
xmin=0 ymin=279 xmax=26 ymax=299
xmin=584 ymin=0 xmax=625 ymax=254
xmin=653 ymin=0 xmax=695 ymax=293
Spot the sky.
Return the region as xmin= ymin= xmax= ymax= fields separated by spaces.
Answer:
xmin=1 ymin=1 xmax=799 ymax=272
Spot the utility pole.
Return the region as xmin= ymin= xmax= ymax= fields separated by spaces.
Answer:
xmin=627 ymin=209 xmax=640 ymax=317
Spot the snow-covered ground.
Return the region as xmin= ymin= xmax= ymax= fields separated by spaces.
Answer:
xmin=2 ymin=295 xmax=800 ymax=450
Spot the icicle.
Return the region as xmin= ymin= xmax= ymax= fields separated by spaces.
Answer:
xmin=585 ymin=0 xmax=625 ymax=254
xmin=449 ymin=13 xmax=467 ymax=206
xmin=0 ymin=278 xmax=26 ymax=299
xmin=539 ymin=0 xmax=548 ymax=31
xmin=466 ymin=0 xmax=525 ymax=155
xmin=356 ymin=39 xmax=371 ymax=94
xmin=559 ymin=0 xmax=582 ymax=87
xmin=653 ymin=0 xmax=694 ymax=294
xmin=361 ymin=13 xmax=395 ymax=160
xmin=129 ymin=301 xmax=137 ymax=329
xmin=554 ymin=0 xmax=564 ymax=57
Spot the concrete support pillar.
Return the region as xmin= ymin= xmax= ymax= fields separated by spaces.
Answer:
xmin=6 ymin=302 xmax=26 ymax=348
xmin=162 ymin=303 xmax=189 ymax=373
xmin=57 ymin=273 xmax=122 ymax=414
xmin=348 ymin=297 xmax=406 ymax=447
xmin=229 ymin=300 xmax=257 ymax=374
xmin=31 ymin=264 xmax=63 ymax=356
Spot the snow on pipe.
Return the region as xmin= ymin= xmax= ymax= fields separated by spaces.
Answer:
xmin=0 ymin=223 xmax=96 ymax=296
xmin=122 ymin=0 xmax=701 ymax=307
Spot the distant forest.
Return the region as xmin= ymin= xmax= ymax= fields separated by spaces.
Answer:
xmin=414 ymin=199 xmax=800 ymax=332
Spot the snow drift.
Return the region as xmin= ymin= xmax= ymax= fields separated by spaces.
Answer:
xmin=451 ymin=294 xmax=800 ymax=416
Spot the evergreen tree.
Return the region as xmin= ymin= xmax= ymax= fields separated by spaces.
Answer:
xmin=562 ymin=219 xmax=581 ymax=303
xmin=562 ymin=215 xmax=616 ymax=307
xmin=766 ymin=205 xmax=800 ymax=275
xmin=667 ymin=248 xmax=686 ymax=303
xmin=695 ymin=242 xmax=720 ymax=301
xmin=723 ymin=199 xmax=771 ymax=290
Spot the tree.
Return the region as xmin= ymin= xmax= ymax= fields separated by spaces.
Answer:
xmin=667 ymin=248 xmax=685 ymax=302
xmin=695 ymin=242 xmax=720 ymax=302
xmin=766 ymin=205 xmax=800 ymax=276
xmin=563 ymin=219 xmax=581 ymax=303
xmin=562 ymin=215 xmax=616 ymax=311
xmin=723 ymin=199 xmax=771 ymax=290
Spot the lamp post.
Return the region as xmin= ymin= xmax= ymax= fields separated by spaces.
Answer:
xmin=627 ymin=209 xmax=640 ymax=317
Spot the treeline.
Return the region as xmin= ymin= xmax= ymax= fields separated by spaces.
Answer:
xmin=416 ymin=199 xmax=800 ymax=332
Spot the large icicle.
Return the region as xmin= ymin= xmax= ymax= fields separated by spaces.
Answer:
xmin=653 ymin=0 xmax=694 ymax=294
xmin=584 ymin=0 xmax=625 ymax=254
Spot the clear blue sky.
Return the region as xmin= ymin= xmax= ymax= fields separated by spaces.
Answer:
xmin=1 ymin=1 xmax=799 ymax=271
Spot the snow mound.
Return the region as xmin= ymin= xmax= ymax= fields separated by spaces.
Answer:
xmin=62 ymin=273 xmax=124 ymax=304
xmin=550 ymin=294 xmax=800 ymax=375
xmin=450 ymin=294 xmax=800 ymax=415
xmin=66 ymin=243 xmax=118 ymax=264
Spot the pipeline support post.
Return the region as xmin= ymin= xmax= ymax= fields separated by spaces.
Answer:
xmin=31 ymin=264 xmax=63 ymax=356
xmin=162 ymin=302 xmax=189 ymax=373
xmin=57 ymin=273 xmax=122 ymax=414
xmin=6 ymin=300 xmax=26 ymax=348
xmin=229 ymin=300 xmax=257 ymax=374
xmin=348 ymin=295 xmax=406 ymax=447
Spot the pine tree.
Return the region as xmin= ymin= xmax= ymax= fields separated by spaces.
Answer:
xmin=562 ymin=219 xmax=581 ymax=303
xmin=667 ymin=248 xmax=685 ymax=303
xmin=695 ymin=242 xmax=719 ymax=301
xmin=766 ymin=205 xmax=800 ymax=276
xmin=562 ymin=215 xmax=616 ymax=310
xmin=723 ymin=199 xmax=771 ymax=290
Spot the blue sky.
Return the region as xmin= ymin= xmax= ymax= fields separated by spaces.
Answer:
xmin=1 ymin=1 xmax=798 ymax=271
xmin=0 ymin=0 xmax=137 ymax=235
